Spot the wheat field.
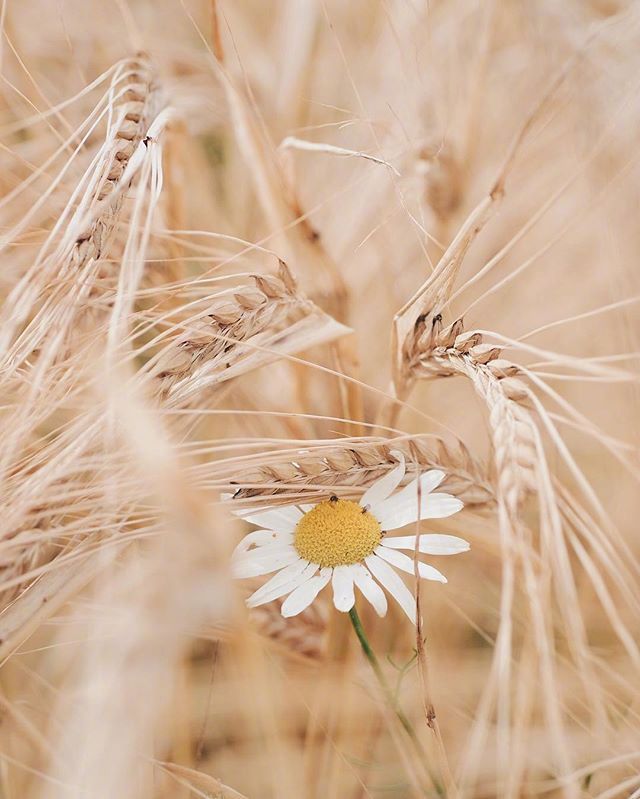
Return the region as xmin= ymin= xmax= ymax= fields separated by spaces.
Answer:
xmin=0 ymin=1 xmax=639 ymax=797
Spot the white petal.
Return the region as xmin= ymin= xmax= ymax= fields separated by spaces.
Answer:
xmin=424 ymin=493 xmax=464 ymax=519
xmin=351 ymin=563 xmax=388 ymax=617
xmin=375 ymin=546 xmax=447 ymax=583
xmin=331 ymin=565 xmax=356 ymax=612
xmin=381 ymin=534 xmax=470 ymax=555
xmin=421 ymin=469 xmax=446 ymax=493
xmin=360 ymin=451 xmax=406 ymax=509
xmin=226 ymin=500 xmax=271 ymax=517
xmin=364 ymin=555 xmax=416 ymax=623
xmin=375 ymin=474 xmax=463 ymax=529
xmin=233 ymin=540 xmax=293 ymax=562
xmin=372 ymin=469 xmax=445 ymax=515
xmin=246 ymin=561 xmax=318 ymax=607
xmin=232 ymin=545 xmax=300 ymax=578
xmin=231 ymin=529 xmax=292 ymax=559
xmin=242 ymin=505 xmax=303 ymax=532
xmin=281 ymin=568 xmax=332 ymax=617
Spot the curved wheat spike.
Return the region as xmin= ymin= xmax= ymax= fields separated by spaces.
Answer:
xmin=409 ymin=322 xmax=634 ymax=792
xmin=151 ymin=261 xmax=350 ymax=408
xmin=389 ymin=42 xmax=589 ymax=412
xmin=0 ymin=55 xmax=159 ymax=367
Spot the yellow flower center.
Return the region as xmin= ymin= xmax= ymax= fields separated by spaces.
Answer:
xmin=294 ymin=498 xmax=382 ymax=568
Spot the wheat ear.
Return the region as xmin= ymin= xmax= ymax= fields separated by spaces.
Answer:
xmin=151 ymin=261 xmax=350 ymax=407
xmin=223 ymin=434 xmax=494 ymax=508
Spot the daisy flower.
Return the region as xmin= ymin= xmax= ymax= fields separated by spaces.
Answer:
xmin=230 ymin=454 xmax=468 ymax=623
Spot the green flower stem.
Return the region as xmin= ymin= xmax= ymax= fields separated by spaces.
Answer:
xmin=348 ymin=606 xmax=444 ymax=796
xmin=348 ymin=608 xmax=418 ymax=741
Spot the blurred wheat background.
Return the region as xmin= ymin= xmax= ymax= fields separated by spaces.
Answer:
xmin=0 ymin=0 xmax=639 ymax=797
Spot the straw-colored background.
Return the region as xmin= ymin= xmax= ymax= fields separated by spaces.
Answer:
xmin=0 ymin=1 xmax=638 ymax=797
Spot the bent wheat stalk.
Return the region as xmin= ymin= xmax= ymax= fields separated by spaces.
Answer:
xmin=0 ymin=53 xmax=159 ymax=371
xmin=151 ymin=261 xmax=350 ymax=407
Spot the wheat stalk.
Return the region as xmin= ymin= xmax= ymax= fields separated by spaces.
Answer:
xmin=223 ymin=434 xmax=494 ymax=508
xmin=400 ymin=319 xmax=622 ymax=795
xmin=406 ymin=316 xmax=535 ymax=493
xmin=67 ymin=53 xmax=158 ymax=295
xmin=0 ymin=54 xmax=159 ymax=371
xmin=152 ymin=261 xmax=350 ymax=407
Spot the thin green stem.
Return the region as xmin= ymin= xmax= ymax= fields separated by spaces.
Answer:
xmin=348 ymin=608 xmax=420 ymax=745
xmin=348 ymin=606 xmax=384 ymax=677
xmin=348 ymin=606 xmax=444 ymax=796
